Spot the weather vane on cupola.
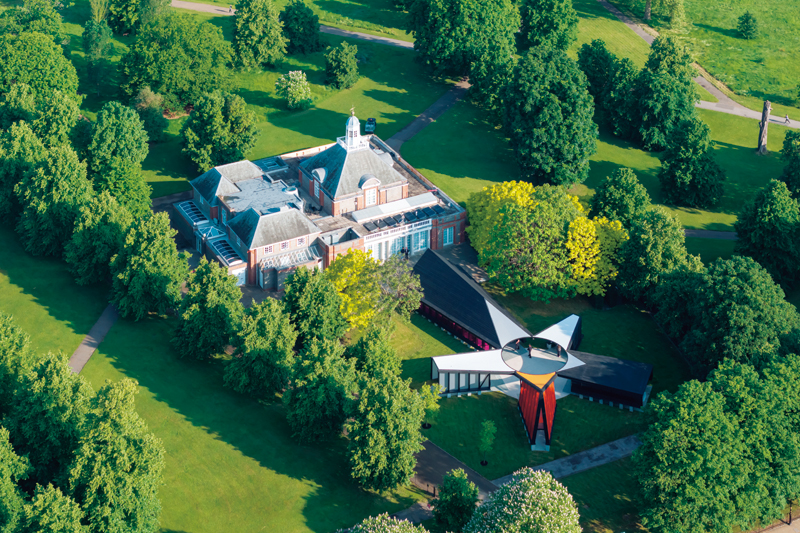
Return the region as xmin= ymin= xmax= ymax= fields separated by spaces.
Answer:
xmin=350 ymin=106 xmax=355 ymax=116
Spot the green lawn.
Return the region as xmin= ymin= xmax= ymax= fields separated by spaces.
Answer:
xmin=393 ymin=314 xmax=470 ymax=388
xmin=0 ymin=227 xmax=108 ymax=357
xmin=562 ymin=458 xmax=646 ymax=533
xmin=607 ymin=0 xmax=800 ymax=109
xmin=685 ymin=237 xmax=737 ymax=265
xmin=81 ymin=316 xmax=424 ymax=533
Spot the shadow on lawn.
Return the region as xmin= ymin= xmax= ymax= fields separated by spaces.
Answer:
xmin=693 ymin=22 xmax=742 ymax=40
xmin=100 ymin=316 xmax=419 ymax=532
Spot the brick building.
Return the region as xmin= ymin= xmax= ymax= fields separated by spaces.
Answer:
xmin=174 ymin=112 xmax=467 ymax=289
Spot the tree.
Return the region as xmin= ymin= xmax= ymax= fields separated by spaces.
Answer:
xmin=478 ymin=420 xmax=496 ymax=465
xmin=82 ymin=20 xmax=113 ymax=92
xmin=481 ymin=202 xmax=573 ymax=301
xmin=646 ymin=36 xmax=696 ymax=81
xmin=68 ymin=379 xmax=165 ymax=533
xmin=121 ymin=12 xmax=233 ymax=107
xmin=606 ymin=57 xmax=640 ymax=139
xmin=31 ymin=90 xmax=81 ymax=148
xmin=346 ymin=327 xmax=401 ymax=376
xmin=347 ymin=515 xmax=430 ymax=533
xmin=376 ymin=255 xmax=424 ymax=321
xmin=518 ymin=0 xmax=578 ymax=51
xmin=136 ymin=0 xmax=170 ymax=28
xmin=681 ymin=256 xmax=800 ymax=375
xmin=658 ymin=119 xmax=725 ymax=208
xmin=65 ymin=192 xmax=134 ymax=286
xmin=0 ymin=32 xmax=79 ymax=103
xmin=617 ymin=207 xmax=690 ymax=302
xmin=108 ymin=0 xmax=140 ymax=33
xmin=325 ymin=42 xmax=359 ymax=89
xmin=577 ymin=39 xmax=618 ymax=112
xmin=110 ymin=212 xmax=190 ymax=320
xmin=464 ymin=468 xmax=581 ymax=533
xmin=408 ymin=0 xmax=519 ymax=77
xmin=283 ymin=338 xmax=356 ymax=442
xmin=327 ymin=250 xmax=381 ymax=330
xmin=234 ymin=0 xmax=286 ymax=68
xmin=88 ymin=101 xmax=151 ymax=217
xmin=650 ymin=259 xmax=706 ymax=341
xmin=734 ymin=179 xmax=800 ymax=285
xmin=282 ymin=267 xmax=348 ymax=347
xmin=468 ymin=49 xmax=516 ymax=116
xmin=503 ymin=46 xmax=597 ymax=186
xmin=0 ymin=313 xmax=33 ymax=416
xmin=633 ymin=380 xmax=749 ymax=533
xmin=20 ymin=484 xmax=87 ymax=533
xmin=0 ymin=121 xmax=46 ymax=222
xmin=0 ymin=0 xmax=64 ymax=43
xmin=181 ymin=91 xmax=259 ymax=173
xmin=0 ymin=83 xmax=36 ymax=128
xmin=780 ymin=130 xmax=800 ymax=197
xmin=590 ymin=167 xmax=650 ymax=228
xmin=223 ymin=298 xmax=297 ymax=396
xmin=0 ymin=427 xmax=30 ymax=533
xmin=738 ymin=11 xmax=758 ymax=39
xmin=172 ymin=258 xmax=243 ymax=360
xmin=7 ymin=353 xmax=93 ymax=485
xmin=275 ymin=70 xmax=313 ymax=110
xmin=434 ymin=469 xmax=478 ymax=532
xmin=279 ymin=0 xmax=321 ymax=54
xmin=346 ymin=371 xmax=425 ymax=491
xmin=418 ymin=383 xmax=441 ymax=428
xmin=466 ymin=181 xmax=538 ymax=253
xmin=15 ymin=146 xmax=93 ymax=257
xmin=566 ymin=216 xmax=627 ymax=297
xmin=131 ymin=87 xmax=168 ymax=143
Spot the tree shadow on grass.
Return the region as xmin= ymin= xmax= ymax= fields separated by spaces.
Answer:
xmin=693 ymin=22 xmax=742 ymax=40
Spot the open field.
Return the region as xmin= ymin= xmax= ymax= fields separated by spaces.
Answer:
xmin=0 ymin=227 xmax=108 ymax=357
xmin=81 ymin=316 xmax=424 ymax=533
xmin=607 ymin=0 xmax=800 ymax=110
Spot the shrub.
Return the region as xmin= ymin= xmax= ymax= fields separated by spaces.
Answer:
xmin=738 ymin=11 xmax=758 ymax=39
xmin=275 ymin=70 xmax=313 ymax=109
xmin=132 ymin=86 xmax=168 ymax=143
xmin=325 ymin=42 xmax=359 ymax=89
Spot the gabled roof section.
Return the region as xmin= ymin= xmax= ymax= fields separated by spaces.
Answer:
xmin=431 ymin=350 xmax=513 ymax=374
xmin=534 ymin=314 xmax=581 ymax=350
xmin=413 ymin=249 xmax=532 ymax=348
xmin=299 ymin=143 xmax=407 ymax=199
xmin=191 ymin=161 xmax=265 ymax=203
xmin=228 ymin=208 xmax=321 ymax=249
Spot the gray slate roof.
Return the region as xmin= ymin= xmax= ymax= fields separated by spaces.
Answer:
xmin=220 ymin=179 xmax=302 ymax=216
xmin=192 ymin=161 xmax=264 ymax=204
xmin=228 ymin=208 xmax=321 ymax=249
xmin=299 ymin=144 xmax=406 ymax=199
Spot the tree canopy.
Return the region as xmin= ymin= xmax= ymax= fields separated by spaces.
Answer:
xmin=589 ymin=167 xmax=651 ymax=228
xmin=502 ymin=45 xmax=597 ymax=186
xmin=233 ymin=0 xmax=286 ymax=68
xmin=0 ymin=0 xmax=64 ymax=42
xmin=348 ymin=515 xmax=430 ymax=533
xmin=283 ymin=267 xmax=348 ymax=347
xmin=0 ymin=121 xmax=46 ymax=222
xmin=346 ymin=327 xmax=401 ymax=376
xmin=0 ymin=32 xmax=79 ymax=103
xmin=279 ymin=0 xmax=321 ymax=54
xmin=325 ymin=42 xmax=359 ymax=89
xmin=780 ymin=130 xmax=800 ymax=198
xmin=172 ymin=257 xmax=244 ymax=360
xmin=181 ymin=91 xmax=259 ymax=172
xmin=0 ymin=313 xmax=33 ymax=417
xmin=0 ymin=427 xmax=29 ymax=533
xmin=518 ymin=0 xmax=578 ymax=51
xmin=433 ymin=469 xmax=478 ymax=531
xmin=327 ymin=250 xmax=381 ymax=330
xmin=19 ymin=484 xmax=87 ymax=533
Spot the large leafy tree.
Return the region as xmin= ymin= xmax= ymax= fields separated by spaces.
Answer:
xmin=283 ymin=338 xmax=357 ymax=442
xmin=0 ymin=121 xmax=46 ymax=222
xmin=20 ymin=484 xmax=87 ymax=533
xmin=734 ymin=179 xmax=800 ymax=285
xmin=577 ymin=39 xmax=617 ymax=104
xmin=681 ymin=256 xmax=800 ymax=375
xmin=121 ymin=12 xmax=233 ymax=107
xmin=7 ymin=353 xmax=93 ymax=485
xmin=658 ymin=119 xmax=725 ymax=208
xmin=0 ymin=32 xmax=79 ymax=103
xmin=110 ymin=212 xmax=190 ymax=320
xmin=223 ymin=298 xmax=297 ymax=397
xmin=376 ymin=255 xmax=424 ymax=321
xmin=518 ymin=0 xmax=578 ymax=51
xmin=349 ymin=515 xmax=430 ymax=533
xmin=282 ymin=267 xmax=348 ymax=347
xmin=0 ymin=313 xmax=33 ymax=416
xmin=502 ymin=45 xmax=597 ymax=186
xmin=325 ymin=42 xmax=359 ymax=89
xmin=464 ymin=468 xmax=581 ymax=533
xmin=87 ymin=102 xmax=151 ymax=217
xmin=780 ymin=130 xmax=800 ymax=198
xmin=68 ymin=379 xmax=165 ymax=533
xmin=15 ymin=146 xmax=93 ymax=257
xmin=466 ymin=180 xmax=538 ymax=253
xmin=408 ymin=0 xmax=519 ymax=77
xmin=589 ymin=167 xmax=650 ymax=228
xmin=0 ymin=0 xmax=64 ymax=42
xmin=566 ymin=216 xmax=627 ymax=297
xmin=279 ymin=0 xmax=321 ymax=55
xmin=0 ymin=84 xmax=80 ymax=148
xmin=234 ymin=0 xmax=285 ymax=68
xmin=131 ymin=87 xmax=168 ymax=143
xmin=617 ymin=207 xmax=690 ymax=301
xmin=108 ymin=0 xmax=141 ymax=33
xmin=82 ymin=20 xmax=113 ymax=93
xmin=172 ymin=257 xmax=244 ymax=360
xmin=346 ymin=327 xmax=401 ymax=376
xmin=346 ymin=370 xmax=424 ymax=491
xmin=0 ymin=427 xmax=30 ymax=533
xmin=181 ymin=91 xmax=259 ymax=172
xmin=650 ymin=259 xmax=706 ymax=341
xmin=468 ymin=48 xmax=516 ymax=116
xmin=433 ymin=469 xmax=479 ymax=532
xmin=633 ymin=380 xmax=749 ymax=533
xmin=762 ymin=354 xmax=800 ymax=506
xmin=327 ymin=249 xmax=381 ymax=330
xmin=65 ymin=192 xmax=134 ymax=286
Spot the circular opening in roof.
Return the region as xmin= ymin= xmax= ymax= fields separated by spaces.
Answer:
xmin=501 ymin=337 xmax=568 ymax=375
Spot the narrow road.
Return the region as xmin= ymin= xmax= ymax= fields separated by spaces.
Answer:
xmin=68 ymin=304 xmax=119 ymax=373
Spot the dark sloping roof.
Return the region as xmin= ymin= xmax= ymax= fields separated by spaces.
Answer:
xmin=228 ymin=208 xmax=320 ymax=249
xmin=413 ymin=249 xmax=532 ymax=348
xmin=191 ymin=161 xmax=264 ymax=203
xmin=558 ymin=350 xmax=653 ymax=397
xmin=299 ymin=143 xmax=406 ymax=199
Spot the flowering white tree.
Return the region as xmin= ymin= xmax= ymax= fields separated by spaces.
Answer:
xmin=464 ymin=468 xmax=582 ymax=533
xmin=345 ymin=514 xmax=430 ymax=532
xmin=275 ymin=70 xmax=312 ymax=109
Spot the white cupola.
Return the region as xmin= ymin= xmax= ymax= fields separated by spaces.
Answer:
xmin=345 ymin=109 xmax=361 ymax=150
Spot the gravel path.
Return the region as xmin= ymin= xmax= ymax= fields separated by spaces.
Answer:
xmin=68 ymin=304 xmax=119 ymax=373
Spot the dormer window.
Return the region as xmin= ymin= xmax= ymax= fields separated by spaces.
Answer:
xmin=365 ymin=188 xmax=377 ymax=206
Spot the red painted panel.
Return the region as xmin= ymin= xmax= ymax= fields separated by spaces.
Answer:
xmin=544 ymin=382 xmax=556 ymax=444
